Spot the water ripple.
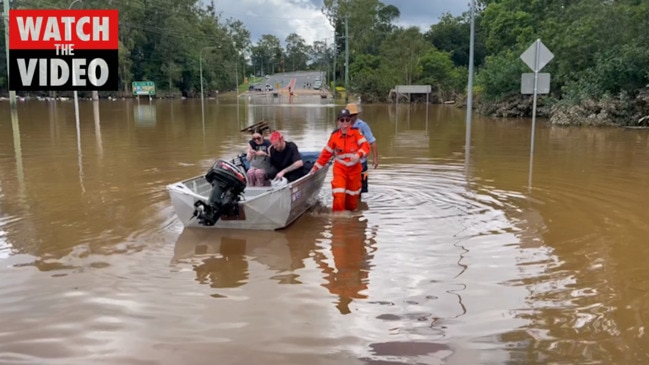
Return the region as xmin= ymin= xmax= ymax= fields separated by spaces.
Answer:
xmin=2 ymin=102 xmax=648 ymax=364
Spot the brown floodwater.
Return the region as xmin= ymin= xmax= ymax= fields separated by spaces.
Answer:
xmin=0 ymin=95 xmax=648 ymax=364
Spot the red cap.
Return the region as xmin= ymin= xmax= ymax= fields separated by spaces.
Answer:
xmin=270 ymin=131 xmax=283 ymax=142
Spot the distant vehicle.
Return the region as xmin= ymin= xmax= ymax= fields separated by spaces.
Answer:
xmin=313 ymin=80 xmax=322 ymax=90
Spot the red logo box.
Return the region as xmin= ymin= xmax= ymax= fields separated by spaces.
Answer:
xmin=8 ymin=9 xmax=119 ymax=91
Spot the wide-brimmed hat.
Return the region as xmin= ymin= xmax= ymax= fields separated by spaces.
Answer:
xmin=345 ymin=103 xmax=359 ymax=115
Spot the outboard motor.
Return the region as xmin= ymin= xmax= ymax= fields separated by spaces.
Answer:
xmin=233 ymin=153 xmax=249 ymax=171
xmin=193 ymin=160 xmax=247 ymax=226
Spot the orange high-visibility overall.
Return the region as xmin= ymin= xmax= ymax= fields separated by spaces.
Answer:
xmin=313 ymin=127 xmax=370 ymax=211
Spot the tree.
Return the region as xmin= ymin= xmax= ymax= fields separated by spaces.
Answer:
xmin=256 ymin=34 xmax=283 ymax=75
xmin=418 ymin=48 xmax=465 ymax=101
xmin=227 ymin=19 xmax=252 ymax=78
xmin=323 ymin=0 xmax=399 ymax=57
xmin=425 ymin=12 xmax=487 ymax=68
xmin=285 ymin=33 xmax=309 ymax=71
xmin=379 ymin=27 xmax=431 ymax=85
xmin=310 ymin=40 xmax=332 ymax=71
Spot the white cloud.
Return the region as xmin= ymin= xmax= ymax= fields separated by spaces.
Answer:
xmin=383 ymin=0 xmax=468 ymax=31
xmin=213 ymin=0 xmax=334 ymax=46
xmin=211 ymin=0 xmax=468 ymax=47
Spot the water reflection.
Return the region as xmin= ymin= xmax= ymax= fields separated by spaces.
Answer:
xmin=48 ymin=101 xmax=58 ymax=144
xmin=134 ymin=104 xmax=157 ymax=128
xmin=316 ymin=213 xmax=377 ymax=315
xmin=0 ymin=100 xmax=648 ymax=363
xmin=93 ymin=100 xmax=103 ymax=159
xmin=172 ymin=215 xmax=326 ymax=295
xmin=466 ymin=120 xmax=649 ymax=362
xmin=362 ymin=341 xmax=453 ymax=364
xmin=173 ymin=229 xmax=251 ymax=289
xmin=11 ymin=107 xmax=25 ymax=199
xmin=390 ymin=106 xmax=431 ymax=156
xmin=394 ymin=103 xmax=430 ymax=132
xmin=0 ymin=101 xmax=181 ymax=262
xmin=75 ymin=102 xmax=85 ymax=194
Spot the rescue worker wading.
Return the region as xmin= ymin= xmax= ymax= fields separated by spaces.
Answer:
xmin=309 ymin=108 xmax=370 ymax=212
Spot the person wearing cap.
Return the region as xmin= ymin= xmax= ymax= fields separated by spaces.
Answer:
xmin=309 ymin=109 xmax=370 ymax=211
xmin=268 ymin=131 xmax=304 ymax=182
xmin=345 ymin=103 xmax=378 ymax=195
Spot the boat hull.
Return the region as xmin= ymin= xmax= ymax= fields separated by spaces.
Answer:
xmin=167 ymin=153 xmax=329 ymax=230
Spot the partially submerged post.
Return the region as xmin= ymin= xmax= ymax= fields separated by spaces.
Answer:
xmin=520 ymin=39 xmax=554 ymax=188
xmin=465 ymin=0 xmax=476 ymax=169
xmin=2 ymin=0 xmax=17 ymax=108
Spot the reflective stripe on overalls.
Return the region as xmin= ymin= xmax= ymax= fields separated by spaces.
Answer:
xmin=314 ymin=129 xmax=369 ymax=211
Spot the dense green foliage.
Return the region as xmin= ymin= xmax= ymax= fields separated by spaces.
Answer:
xmin=479 ymin=0 xmax=649 ymax=104
xmin=1 ymin=0 xmax=648 ymax=114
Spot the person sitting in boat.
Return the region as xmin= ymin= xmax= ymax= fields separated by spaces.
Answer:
xmin=246 ymin=129 xmax=275 ymax=186
xmin=268 ymin=131 xmax=304 ymax=182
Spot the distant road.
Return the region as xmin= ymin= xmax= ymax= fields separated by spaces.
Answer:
xmin=248 ymin=71 xmax=327 ymax=96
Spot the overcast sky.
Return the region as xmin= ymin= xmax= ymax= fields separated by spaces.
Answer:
xmin=211 ymin=0 xmax=469 ymax=46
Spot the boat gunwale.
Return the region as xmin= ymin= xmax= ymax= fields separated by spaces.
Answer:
xmin=166 ymin=163 xmax=330 ymax=204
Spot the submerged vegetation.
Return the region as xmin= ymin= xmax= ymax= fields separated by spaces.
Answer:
xmin=1 ymin=0 xmax=648 ymax=125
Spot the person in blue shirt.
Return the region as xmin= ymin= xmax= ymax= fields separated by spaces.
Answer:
xmin=346 ymin=103 xmax=378 ymax=194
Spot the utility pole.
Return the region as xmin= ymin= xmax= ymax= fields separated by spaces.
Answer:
xmin=332 ymin=34 xmax=336 ymax=99
xmin=3 ymin=0 xmax=17 ymax=108
xmin=465 ymin=0 xmax=476 ymax=169
xmin=323 ymin=39 xmax=327 ymax=83
xmin=69 ymin=0 xmax=82 ymax=130
xmin=344 ymin=15 xmax=349 ymax=103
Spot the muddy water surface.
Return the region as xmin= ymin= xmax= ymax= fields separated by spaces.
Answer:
xmin=1 ymin=97 xmax=648 ymax=364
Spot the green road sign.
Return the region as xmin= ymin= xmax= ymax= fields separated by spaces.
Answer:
xmin=132 ymin=81 xmax=156 ymax=96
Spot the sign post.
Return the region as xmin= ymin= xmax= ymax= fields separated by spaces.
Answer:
xmin=2 ymin=0 xmax=17 ymax=107
xmin=520 ymin=39 xmax=554 ymax=188
xmin=520 ymin=39 xmax=554 ymax=153
xmin=132 ymin=81 xmax=156 ymax=103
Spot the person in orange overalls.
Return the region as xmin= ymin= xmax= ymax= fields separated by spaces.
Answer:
xmin=309 ymin=108 xmax=370 ymax=211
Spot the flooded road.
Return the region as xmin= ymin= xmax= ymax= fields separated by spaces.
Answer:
xmin=1 ymin=96 xmax=648 ymax=364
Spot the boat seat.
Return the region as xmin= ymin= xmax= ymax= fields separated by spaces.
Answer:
xmin=299 ymin=151 xmax=319 ymax=176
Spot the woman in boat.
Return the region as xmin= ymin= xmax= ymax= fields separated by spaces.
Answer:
xmin=309 ymin=108 xmax=370 ymax=211
xmin=246 ymin=130 xmax=275 ymax=186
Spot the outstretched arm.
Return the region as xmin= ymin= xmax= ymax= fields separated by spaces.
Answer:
xmin=310 ymin=139 xmax=335 ymax=174
xmin=353 ymin=134 xmax=370 ymax=164
xmin=359 ymin=123 xmax=378 ymax=169
xmin=371 ymin=141 xmax=378 ymax=168
xmin=276 ymin=159 xmax=304 ymax=179
xmin=246 ymin=145 xmax=255 ymax=161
